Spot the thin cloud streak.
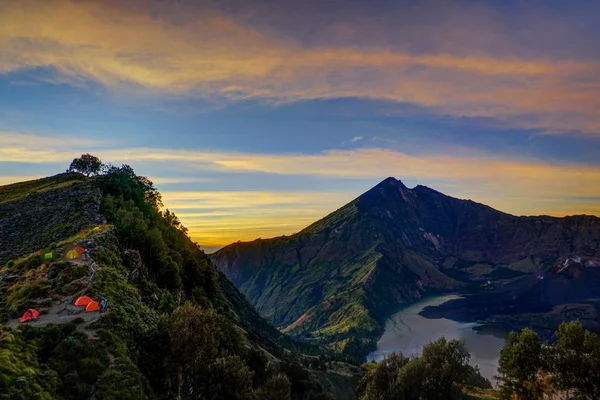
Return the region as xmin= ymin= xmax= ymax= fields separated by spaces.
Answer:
xmin=3 ymin=133 xmax=600 ymax=203
xmin=1 ymin=1 xmax=599 ymax=134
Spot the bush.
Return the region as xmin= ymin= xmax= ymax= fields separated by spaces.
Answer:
xmin=7 ymin=280 xmax=51 ymax=315
xmin=358 ymin=338 xmax=489 ymax=400
xmin=15 ymin=254 xmax=43 ymax=270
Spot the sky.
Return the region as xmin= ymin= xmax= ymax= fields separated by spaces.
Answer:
xmin=1 ymin=0 xmax=600 ymax=252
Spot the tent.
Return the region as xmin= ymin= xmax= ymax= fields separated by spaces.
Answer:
xmin=85 ymin=301 xmax=101 ymax=312
xmin=66 ymin=250 xmax=81 ymax=259
xmin=44 ymin=252 xmax=53 ymax=260
xmin=75 ymin=247 xmax=86 ymax=254
xmin=19 ymin=308 xmax=40 ymax=323
xmin=74 ymin=295 xmax=93 ymax=307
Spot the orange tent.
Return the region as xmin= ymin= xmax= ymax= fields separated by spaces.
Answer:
xmin=85 ymin=301 xmax=101 ymax=312
xmin=19 ymin=308 xmax=40 ymax=323
xmin=75 ymin=247 xmax=86 ymax=254
xmin=74 ymin=295 xmax=93 ymax=307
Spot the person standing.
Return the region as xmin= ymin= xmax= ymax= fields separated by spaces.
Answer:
xmin=100 ymin=297 xmax=108 ymax=313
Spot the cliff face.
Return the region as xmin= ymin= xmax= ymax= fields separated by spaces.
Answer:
xmin=0 ymin=174 xmax=105 ymax=264
xmin=212 ymin=177 xmax=600 ymax=356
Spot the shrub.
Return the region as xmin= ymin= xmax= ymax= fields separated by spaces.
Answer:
xmin=7 ymin=280 xmax=51 ymax=315
xmin=16 ymin=254 xmax=43 ymax=270
xmin=358 ymin=338 xmax=489 ymax=400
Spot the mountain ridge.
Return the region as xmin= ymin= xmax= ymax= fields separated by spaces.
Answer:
xmin=212 ymin=177 xmax=600 ymax=357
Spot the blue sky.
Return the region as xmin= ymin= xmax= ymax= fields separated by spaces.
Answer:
xmin=1 ymin=0 xmax=599 ymax=251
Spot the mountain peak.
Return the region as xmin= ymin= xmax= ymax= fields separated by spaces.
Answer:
xmin=376 ymin=176 xmax=406 ymax=189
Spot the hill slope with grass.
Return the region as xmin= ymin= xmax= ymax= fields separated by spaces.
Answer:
xmin=212 ymin=177 xmax=600 ymax=357
xmin=0 ymin=168 xmax=360 ymax=400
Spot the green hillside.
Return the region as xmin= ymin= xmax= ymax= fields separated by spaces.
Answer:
xmin=0 ymin=166 xmax=359 ymax=400
xmin=0 ymin=173 xmax=104 ymax=265
xmin=0 ymin=173 xmax=86 ymax=204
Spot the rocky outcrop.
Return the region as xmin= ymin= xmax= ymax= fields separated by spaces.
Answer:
xmin=0 ymin=180 xmax=104 ymax=264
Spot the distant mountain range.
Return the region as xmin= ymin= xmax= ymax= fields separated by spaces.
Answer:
xmin=211 ymin=177 xmax=600 ymax=357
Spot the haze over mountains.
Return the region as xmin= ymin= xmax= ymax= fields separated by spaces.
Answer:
xmin=212 ymin=177 xmax=600 ymax=357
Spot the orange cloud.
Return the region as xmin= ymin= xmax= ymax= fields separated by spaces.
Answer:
xmin=1 ymin=0 xmax=599 ymax=134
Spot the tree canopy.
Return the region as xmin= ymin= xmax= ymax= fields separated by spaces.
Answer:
xmin=358 ymin=338 xmax=491 ymax=400
xmin=498 ymin=321 xmax=600 ymax=400
xmin=67 ymin=153 xmax=103 ymax=177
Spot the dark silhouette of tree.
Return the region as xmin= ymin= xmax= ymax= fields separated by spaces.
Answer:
xmin=68 ymin=153 xmax=103 ymax=177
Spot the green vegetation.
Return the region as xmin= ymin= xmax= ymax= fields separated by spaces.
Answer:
xmin=498 ymin=321 xmax=600 ymax=399
xmin=357 ymin=322 xmax=600 ymax=399
xmin=67 ymin=154 xmax=103 ymax=177
xmin=357 ymin=338 xmax=491 ymax=400
xmin=0 ymin=159 xmax=352 ymax=399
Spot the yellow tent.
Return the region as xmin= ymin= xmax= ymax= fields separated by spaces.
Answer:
xmin=66 ymin=250 xmax=80 ymax=259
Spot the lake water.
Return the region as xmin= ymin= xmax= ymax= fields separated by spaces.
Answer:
xmin=366 ymin=295 xmax=506 ymax=386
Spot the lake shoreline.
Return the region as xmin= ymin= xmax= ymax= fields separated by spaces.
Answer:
xmin=367 ymin=294 xmax=506 ymax=386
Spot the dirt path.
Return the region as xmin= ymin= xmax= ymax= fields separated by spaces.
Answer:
xmin=5 ymin=297 xmax=105 ymax=330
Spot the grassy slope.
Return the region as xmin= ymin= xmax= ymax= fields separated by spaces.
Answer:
xmin=0 ymin=173 xmax=104 ymax=265
xmin=0 ymin=173 xmax=86 ymax=204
